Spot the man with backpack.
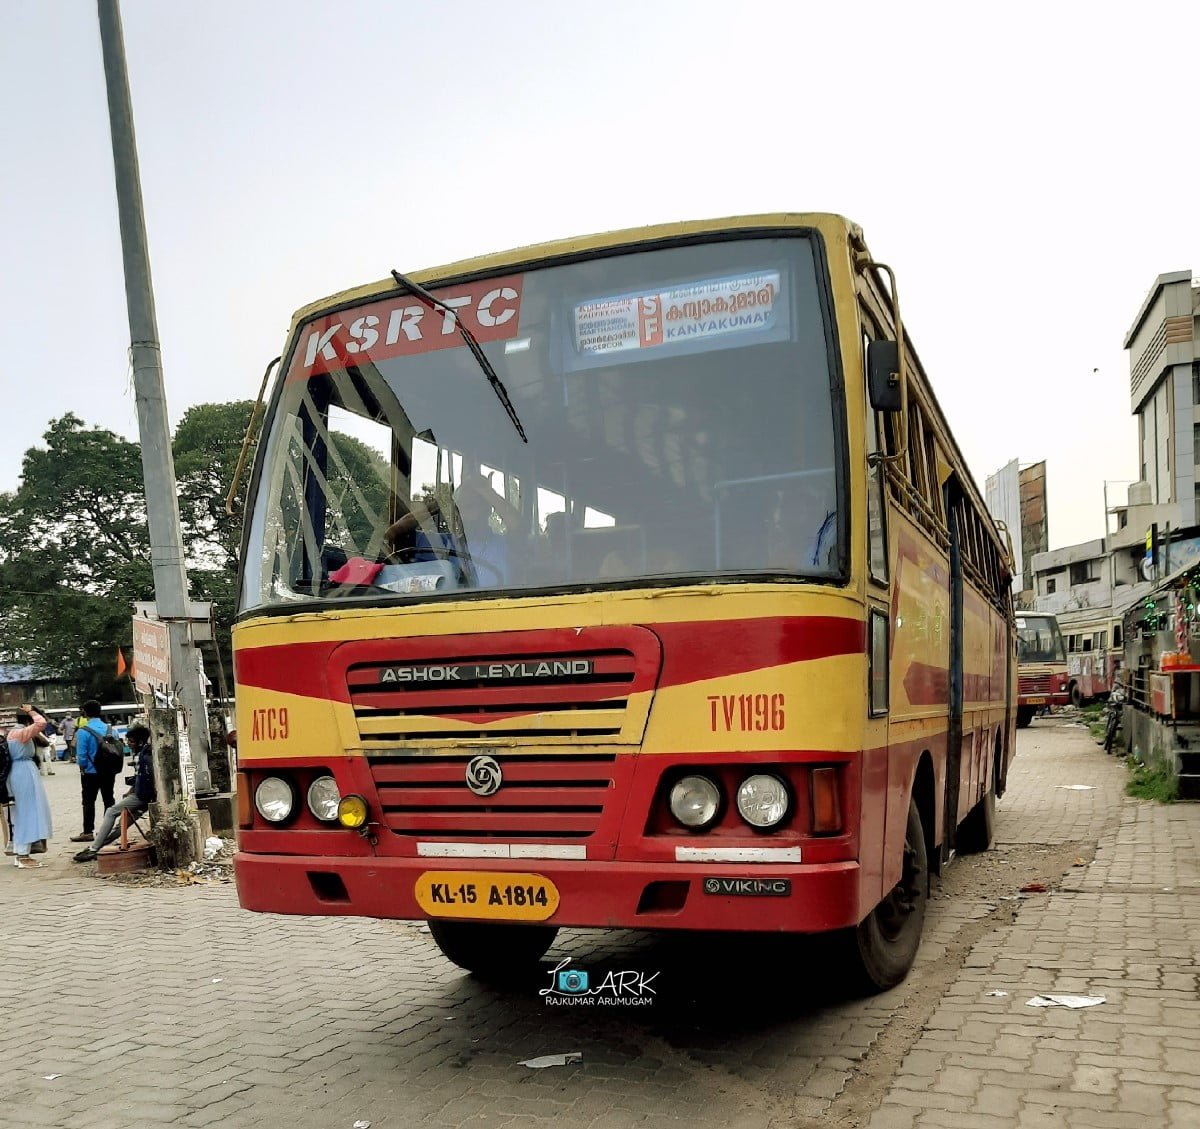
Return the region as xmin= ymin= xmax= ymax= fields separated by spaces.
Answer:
xmin=70 ymin=701 xmax=124 ymax=844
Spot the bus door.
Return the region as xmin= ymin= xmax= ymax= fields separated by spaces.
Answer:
xmin=943 ymin=482 xmax=966 ymax=862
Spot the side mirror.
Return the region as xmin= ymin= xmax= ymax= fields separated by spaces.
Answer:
xmin=868 ymin=340 xmax=902 ymax=413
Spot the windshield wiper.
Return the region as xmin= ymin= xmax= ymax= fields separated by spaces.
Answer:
xmin=390 ymin=268 xmax=528 ymax=443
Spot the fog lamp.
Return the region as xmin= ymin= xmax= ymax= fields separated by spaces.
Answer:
xmin=337 ymin=794 xmax=369 ymax=829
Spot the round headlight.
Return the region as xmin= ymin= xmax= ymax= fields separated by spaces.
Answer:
xmin=254 ymin=777 xmax=295 ymax=824
xmin=669 ymin=775 xmax=721 ymax=829
xmin=736 ymin=774 xmax=790 ymax=828
xmin=307 ymin=776 xmax=341 ymax=822
xmin=337 ymin=794 xmax=369 ymax=829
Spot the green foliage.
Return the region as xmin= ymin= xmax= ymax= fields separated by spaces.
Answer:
xmin=0 ymin=414 xmax=153 ymax=699
xmin=1125 ymin=758 xmax=1179 ymax=803
xmin=173 ymin=400 xmax=257 ymax=673
xmin=0 ymin=403 xmax=258 ymax=700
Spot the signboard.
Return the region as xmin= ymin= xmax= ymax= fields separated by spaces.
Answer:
xmin=290 ymin=275 xmax=524 ymax=379
xmin=132 ymin=616 xmax=171 ymax=694
xmin=176 ymin=718 xmax=197 ymax=804
xmin=573 ymin=270 xmax=783 ymax=357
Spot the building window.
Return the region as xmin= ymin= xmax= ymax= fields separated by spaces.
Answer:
xmin=1046 ymin=577 xmax=1056 ymax=594
xmin=1069 ymin=561 xmax=1098 ymax=585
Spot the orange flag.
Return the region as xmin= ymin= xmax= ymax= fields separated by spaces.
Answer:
xmin=116 ymin=647 xmax=128 ymax=678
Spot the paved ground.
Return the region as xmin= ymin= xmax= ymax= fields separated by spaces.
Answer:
xmin=1 ymin=716 xmax=1196 ymax=1129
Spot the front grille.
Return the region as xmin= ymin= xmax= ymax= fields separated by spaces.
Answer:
xmin=368 ymin=753 xmax=617 ymax=838
xmin=347 ymin=648 xmax=642 ymax=744
xmin=1020 ymin=674 xmax=1054 ymax=695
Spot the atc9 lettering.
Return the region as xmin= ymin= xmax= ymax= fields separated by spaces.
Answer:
xmin=251 ymin=708 xmax=290 ymax=741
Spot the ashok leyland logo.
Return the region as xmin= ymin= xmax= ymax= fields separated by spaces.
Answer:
xmin=465 ymin=755 xmax=502 ymax=797
xmin=540 ymin=959 xmax=659 ymax=1007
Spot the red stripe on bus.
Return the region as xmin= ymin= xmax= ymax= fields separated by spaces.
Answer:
xmin=233 ymin=615 xmax=864 ymax=706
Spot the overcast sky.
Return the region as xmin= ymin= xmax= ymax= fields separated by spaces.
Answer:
xmin=3 ymin=0 xmax=1197 ymax=550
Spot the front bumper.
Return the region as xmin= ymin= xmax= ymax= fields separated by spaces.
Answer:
xmin=234 ymin=852 xmax=861 ymax=933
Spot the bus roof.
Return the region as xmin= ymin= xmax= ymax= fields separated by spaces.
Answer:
xmin=288 ymin=212 xmax=856 ymax=330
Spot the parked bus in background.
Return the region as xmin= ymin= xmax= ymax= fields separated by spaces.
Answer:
xmin=1016 ymin=612 xmax=1068 ymax=726
xmin=1063 ymin=619 xmax=1123 ymax=706
xmin=231 ymin=213 xmax=1016 ymax=993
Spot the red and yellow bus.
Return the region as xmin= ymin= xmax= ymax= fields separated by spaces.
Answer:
xmin=232 ymin=214 xmax=1015 ymax=992
xmin=1015 ymin=612 xmax=1068 ymax=726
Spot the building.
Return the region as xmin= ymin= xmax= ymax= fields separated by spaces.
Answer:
xmin=1125 ymin=269 xmax=1200 ymax=529
xmin=984 ymin=459 xmax=1049 ymax=603
xmin=0 ymin=664 xmax=80 ymax=710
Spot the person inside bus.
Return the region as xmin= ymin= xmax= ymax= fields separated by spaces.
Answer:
xmin=385 ymin=469 xmax=521 ymax=587
xmin=765 ymin=475 xmax=837 ymax=574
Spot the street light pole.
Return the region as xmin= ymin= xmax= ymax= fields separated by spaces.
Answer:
xmin=96 ymin=0 xmax=212 ymax=791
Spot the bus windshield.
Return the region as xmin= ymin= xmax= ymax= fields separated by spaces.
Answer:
xmin=1016 ymin=615 xmax=1065 ymax=664
xmin=242 ymin=235 xmax=841 ymax=610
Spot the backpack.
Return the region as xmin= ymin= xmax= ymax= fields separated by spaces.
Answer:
xmin=87 ymin=723 xmax=126 ymax=775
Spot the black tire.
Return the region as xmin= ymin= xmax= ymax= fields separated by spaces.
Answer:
xmin=958 ymin=749 xmax=998 ymax=854
xmin=1016 ymin=706 xmax=1034 ymax=729
xmin=840 ymin=798 xmax=928 ymax=993
xmin=427 ymin=919 xmax=558 ymax=979
xmin=1070 ymin=683 xmax=1084 ymax=709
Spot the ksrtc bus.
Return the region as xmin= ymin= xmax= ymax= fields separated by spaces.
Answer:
xmin=231 ymin=213 xmax=1016 ymax=992
xmin=1016 ymin=613 xmax=1068 ymax=726
xmin=1063 ymin=619 xmax=1123 ymax=705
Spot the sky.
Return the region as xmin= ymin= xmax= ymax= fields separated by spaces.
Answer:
xmin=2 ymin=0 xmax=1197 ymax=551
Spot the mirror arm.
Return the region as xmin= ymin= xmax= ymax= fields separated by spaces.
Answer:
xmin=225 ymin=355 xmax=281 ymax=516
xmin=855 ymin=253 xmax=908 ymax=479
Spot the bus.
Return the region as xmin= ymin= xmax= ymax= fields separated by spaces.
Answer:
xmin=1063 ymin=618 xmax=1122 ymax=706
xmin=231 ymin=213 xmax=1016 ymax=993
xmin=1015 ymin=612 xmax=1068 ymax=726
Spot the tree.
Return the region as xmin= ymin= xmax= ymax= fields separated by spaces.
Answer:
xmin=173 ymin=399 xmax=257 ymax=687
xmin=0 ymin=414 xmax=153 ymax=700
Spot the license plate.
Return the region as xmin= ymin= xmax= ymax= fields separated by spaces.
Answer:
xmin=414 ymin=871 xmax=559 ymax=921
xmin=703 ymin=877 xmax=792 ymax=897
xmin=1026 ymin=696 xmax=1046 ymax=705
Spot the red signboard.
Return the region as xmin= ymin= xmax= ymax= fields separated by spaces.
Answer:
xmin=132 ymin=617 xmax=171 ymax=694
xmin=288 ymin=275 xmax=524 ymax=379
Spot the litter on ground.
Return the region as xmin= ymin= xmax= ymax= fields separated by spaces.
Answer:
xmin=519 ymin=1052 xmax=583 ymax=1069
xmin=1026 ymin=994 xmax=1105 ymax=1009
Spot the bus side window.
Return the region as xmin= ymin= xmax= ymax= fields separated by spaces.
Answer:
xmin=862 ymin=326 xmax=889 ymax=584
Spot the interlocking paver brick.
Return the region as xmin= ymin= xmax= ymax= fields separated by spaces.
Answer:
xmin=7 ymin=714 xmax=1199 ymax=1128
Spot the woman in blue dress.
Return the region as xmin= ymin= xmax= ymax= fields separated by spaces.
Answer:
xmin=6 ymin=704 xmax=54 ymax=869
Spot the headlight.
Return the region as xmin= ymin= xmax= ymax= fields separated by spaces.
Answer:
xmin=254 ymin=777 xmax=295 ymax=824
xmin=669 ymin=775 xmax=721 ymax=829
xmin=337 ymin=794 xmax=369 ymax=829
xmin=736 ymin=774 xmax=790 ymax=828
xmin=307 ymin=776 xmax=341 ymax=822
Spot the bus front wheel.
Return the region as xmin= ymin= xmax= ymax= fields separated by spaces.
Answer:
xmin=840 ymin=798 xmax=928 ymax=993
xmin=427 ymin=919 xmax=558 ymax=979
xmin=1016 ymin=707 xmax=1035 ymax=728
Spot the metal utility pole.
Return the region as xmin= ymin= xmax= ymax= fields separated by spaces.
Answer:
xmin=97 ymin=0 xmax=212 ymax=792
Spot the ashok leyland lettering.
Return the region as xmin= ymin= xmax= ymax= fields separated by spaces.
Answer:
xmin=232 ymin=214 xmax=1016 ymax=992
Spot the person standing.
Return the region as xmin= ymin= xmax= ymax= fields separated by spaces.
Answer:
xmin=62 ymin=715 xmax=76 ymax=763
xmin=73 ymin=722 xmax=156 ymax=862
xmin=6 ymin=704 xmax=54 ymax=869
xmin=71 ymin=700 xmax=119 ymax=844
